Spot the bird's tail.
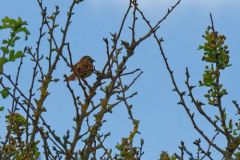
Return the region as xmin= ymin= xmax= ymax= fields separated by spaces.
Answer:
xmin=65 ymin=73 xmax=76 ymax=81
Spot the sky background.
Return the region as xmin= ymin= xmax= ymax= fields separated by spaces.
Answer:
xmin=1 ymin=0 xmax=240 ymax=159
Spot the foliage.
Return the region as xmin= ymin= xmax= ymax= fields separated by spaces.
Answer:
xmin=198 ymin=27 xmax=230 ymax=106
xmin=0 ymin=16 xmax=30 ymax=74
xmin=2 ymin=0 xmax=240 ymax=160
xmin=115 ymin=121 xmax=144 ymax=160
xmin=1 ymin=113 xmax=40 ymax=160
xmin=0 ymin=0 xmax=181 ymax=159
xmin=0 ymin=16 xmax=36 ymax=159
xmin=155 ymin=14 xmax=240 ymax=159
xmin=0 ymin=87 xmax=10 ymax=99
xmin=0 ymin=16 xmax=30 ymax=102
xmin=159 ymin=151 xmax=177 ymax=160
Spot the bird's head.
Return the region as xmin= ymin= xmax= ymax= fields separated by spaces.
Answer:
xmin=82 ymin=55 xmax=95 ymax=64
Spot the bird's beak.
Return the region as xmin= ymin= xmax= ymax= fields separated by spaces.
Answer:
xmin=91 ymin=59 xmax=95 ymax=63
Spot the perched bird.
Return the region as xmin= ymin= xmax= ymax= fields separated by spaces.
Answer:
xmin=65 ymin=56 xmax=95 ymax=81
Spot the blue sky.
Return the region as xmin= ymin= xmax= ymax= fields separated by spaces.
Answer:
xmin=1 ymin=0 xmax=240 ymax=159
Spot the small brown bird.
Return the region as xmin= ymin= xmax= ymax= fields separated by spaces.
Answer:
xmin=66 ymin=56 xmax=95 ymax=81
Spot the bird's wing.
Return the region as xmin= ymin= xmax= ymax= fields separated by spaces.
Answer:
xmin=76 ymin=63 xmax=89 ymax=73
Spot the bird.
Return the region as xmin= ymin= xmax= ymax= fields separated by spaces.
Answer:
xmin=65 ymin=56 xmax=95 ymax=81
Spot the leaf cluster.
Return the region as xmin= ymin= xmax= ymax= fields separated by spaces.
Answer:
xmin=198 ymin=27 xmax=230 ymax=106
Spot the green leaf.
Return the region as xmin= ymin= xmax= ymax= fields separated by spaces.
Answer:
xmin=0 ymin=57 xmax=8 ymax=73
xmin=0 ymin=87 xmax=10 ymax=99
xmin=0 ymin=57 xmax=8 ymax=65
xmin=19 ymin=27 xmax=30 ymax=40
xmin=14 ymin=51 xmax=23 ymax=59
xmin=9 ymin=50 xmax=15 ymax=61
xmin=2 ymin=39 xmax=8 ymax=44
xmin=1 ymin=46 xmax=9 ymax=54
xmin=0 ymin=66 xmax=3 ymax=74
xmin=12 ymin=36 xmax=20 ymax=44
xmin=2 ymin=16 xmax=11 ymax=23
xmin=0 ymin=106 xmax=4 ymax=111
